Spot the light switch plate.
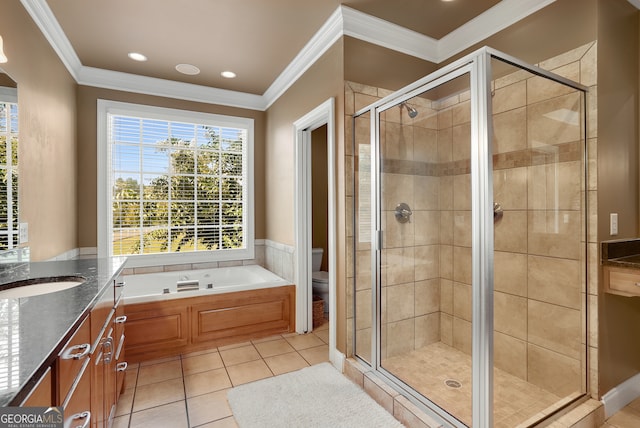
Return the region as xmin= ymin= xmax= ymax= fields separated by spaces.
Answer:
xmin=19 ymin=222 xmax=28 ymax=243
xmin=610 ymin=213 xmax=618 ymax=236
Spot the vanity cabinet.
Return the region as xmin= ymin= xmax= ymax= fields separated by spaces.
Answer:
xmin=57 ymin=316 xmax=91 ymax=404
xmin=2 ymin=258 xmax=128 ymax=414
xmin=91 ymin=277 xmax=127 ymax=428
xmin=21 ymin=368 xmax=52 ymax=407
xmin=603 ymin=265 xmax=640 ymax=297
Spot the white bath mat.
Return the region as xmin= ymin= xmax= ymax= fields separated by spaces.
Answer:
xmin=227 ymin=362 xmax=404 ymax=428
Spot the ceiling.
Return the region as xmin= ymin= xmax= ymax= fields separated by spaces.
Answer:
xmin=43 ymin=0 xmax=500 ymax=95
xmin=22 ymin=0 xmax=598 ymax=109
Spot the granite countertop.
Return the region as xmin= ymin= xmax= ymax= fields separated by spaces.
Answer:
xmin=0 ymin=257 xmax=127 ymax=407
xmin=602 ymin=239 xmax=640 ymax=269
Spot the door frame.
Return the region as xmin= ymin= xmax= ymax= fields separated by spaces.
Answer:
xmin=293 ymin=98 xmax=341 ymax=368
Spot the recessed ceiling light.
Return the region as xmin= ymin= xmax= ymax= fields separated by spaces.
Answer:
xmin=127 ymin=52 xmax=147 ymax=62
xmin=176 ymin=63 xmax=200 ymax=75
xmin=221 ymin=71 xmax=236 ymax=79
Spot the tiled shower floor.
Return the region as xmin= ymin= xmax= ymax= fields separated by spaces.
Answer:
xmin=383 ymin=342 xmax=562 ymax=427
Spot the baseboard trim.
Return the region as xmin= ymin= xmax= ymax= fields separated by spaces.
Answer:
xmin=601 ymin=372 xmax=640 ymax=418
xmin=332 ymin=348 xmax=346 ymax=372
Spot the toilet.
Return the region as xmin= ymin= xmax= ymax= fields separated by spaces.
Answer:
xmin=311 ymin=248 xmax=329 ymax=314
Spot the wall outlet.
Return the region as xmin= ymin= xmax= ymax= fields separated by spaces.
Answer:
xmin=610 ymin=213 xmax=618 ymax=236
xmin=19 ymin=222 xmax=28 ymax=243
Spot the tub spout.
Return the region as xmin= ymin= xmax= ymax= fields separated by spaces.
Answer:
xmin=177 ymin=279 xmax=199 ymax=292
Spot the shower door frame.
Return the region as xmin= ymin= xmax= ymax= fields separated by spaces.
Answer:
xmin=354 ymin=46 xmax=589 ymax=428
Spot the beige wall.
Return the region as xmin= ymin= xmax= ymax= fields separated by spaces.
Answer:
xmin=0 ymin=1 xmax=78 ymax=261
xmin=265 ymin=39 xmax=345 ymax=349
xmin=75 ymin=86 xmax=267 ymax=248
xmin=596 ymin=0 xmax=640 ymax=394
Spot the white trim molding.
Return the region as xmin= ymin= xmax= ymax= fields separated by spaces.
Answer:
xmin=437 ymin=0 xmax=557 ymax=60
xmin=263 ymin=7 xmax=344 ymax=109
xmin=601 ymin=372 xmax=640 ymax=419
xmin=628 ymin=0 xmax=640 ymax=10
xmin=20 ymin=0 xmax=82 ymax=81
xmin=78 ymin=66 xmax=266 ymax=110
xmin=22 ymin=0 xmax=558 ymax=111
xmin=341 ymin=6 xmax=438 ymax=63
xmin=293 ymin=98 xmax=339 ymax=369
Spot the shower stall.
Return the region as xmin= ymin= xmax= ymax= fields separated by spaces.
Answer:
xmin=352 ymin=47 xmax=588 ymax=427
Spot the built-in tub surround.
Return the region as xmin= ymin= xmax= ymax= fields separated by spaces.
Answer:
xmin=264 ymin=239 xmax=295 ymax=283
xmin=122 ymin=264 xmax=295 ymax=362
xmin=119 ymin=239 xmax=268 ymax=276
xmin=123 ymin=264 xmax=290 ymax=303
xmin=346 ymin=41 xmax=600 ymax=427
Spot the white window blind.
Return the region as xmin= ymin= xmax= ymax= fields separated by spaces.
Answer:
xmin=0 ymin=101 xmax=18 ymax=251
xmin=104 ymin=103 xmax=253 ymax=262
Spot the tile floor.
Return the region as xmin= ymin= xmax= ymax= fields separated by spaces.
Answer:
xmin=113 ymin=320 xmax=330 ymax=428
xmin=601 ymin=398 xmax=640 ymax=427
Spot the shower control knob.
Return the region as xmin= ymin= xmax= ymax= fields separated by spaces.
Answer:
xmin=494 ymin=202 xmax=503 ymax=223
xmin=394 ymin=203 xmax=412 ymax=223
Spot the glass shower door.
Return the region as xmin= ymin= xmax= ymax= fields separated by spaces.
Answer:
xmin=490 ymin=56 xmax=587 ymax=427
xmin=377 ymin=72 xmax=474 ymax=426
xmin=352 ymin=47 xmax=588 ymax=428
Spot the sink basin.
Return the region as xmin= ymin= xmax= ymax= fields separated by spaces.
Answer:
xmin=0 ymin=276 xmax=86 ymax=299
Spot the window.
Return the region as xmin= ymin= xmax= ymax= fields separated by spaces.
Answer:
xmin=0 ymin=92 xmax=18 ymax=251
xmin=98 ymin=101 xmax=254 ymax=267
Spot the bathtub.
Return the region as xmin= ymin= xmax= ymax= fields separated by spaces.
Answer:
xmin=123 ymin=264 xmax=290 ymax=304
xmin=122 ymin=264 xmax=296 ymax=361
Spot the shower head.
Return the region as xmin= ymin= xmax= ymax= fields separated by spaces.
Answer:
xmin=400 ymin=102 xmax=418 ymax=119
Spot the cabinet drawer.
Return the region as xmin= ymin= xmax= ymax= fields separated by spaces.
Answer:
xmin=62 ymin=360 xmax=91 ymax=428
xmin=604 ymin=266 xmax=640 ymax=297
xmin=21 ymin=367 xmax=52 ymax=407
xmin=57 ymin=316 xmax=91 ymax=404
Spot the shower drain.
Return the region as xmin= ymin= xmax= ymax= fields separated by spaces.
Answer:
xmin=444 ymin=379 xmax=462 ymax=389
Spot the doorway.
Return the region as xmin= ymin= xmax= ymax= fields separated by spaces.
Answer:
xmin=294 ymin=98 xmax=341 ymax=368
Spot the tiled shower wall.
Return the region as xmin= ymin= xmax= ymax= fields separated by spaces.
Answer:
xmin=345 ymin=41 xmax=599 ymax=400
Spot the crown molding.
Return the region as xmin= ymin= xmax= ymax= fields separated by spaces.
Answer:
xmin=20 ymin=0 xmax=81 ymax=80
xmin=262 ymin=6 xmax=344 ymax=109
xmin=341 ymin=6 xmax=439 ymax=63
xmin=437 ymin=0 xmax=557 ymax=60
xmin=23 ymin=0 xmax=558 ymax=111
xmin=77 ymin=66 xmax=266 ymax=110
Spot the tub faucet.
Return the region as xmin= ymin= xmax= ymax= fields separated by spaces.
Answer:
xmin=177 ymin=279 xmax=199 ymax=292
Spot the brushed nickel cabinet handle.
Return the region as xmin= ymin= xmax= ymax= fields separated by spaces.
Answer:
xmin=69 ymin=411 xmax=91 ymax=428
xmin=102 ymin=337 xmax=114 ymax=364
xmin=115 ymin=315 xmax=127 ymax=324
xmin=116 ymin=362 xmax=128 ymax=372
xmin=61 ymin=343 xmax=90 ymax=360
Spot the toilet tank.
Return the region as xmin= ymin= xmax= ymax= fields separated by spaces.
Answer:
xmin=312 ymin=248 xmax=323 ymax=272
